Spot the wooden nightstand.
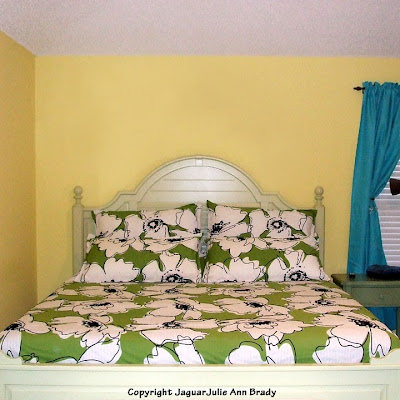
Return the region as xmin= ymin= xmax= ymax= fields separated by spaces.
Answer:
xmin=332 ymin=273 xmax=400 ymax=333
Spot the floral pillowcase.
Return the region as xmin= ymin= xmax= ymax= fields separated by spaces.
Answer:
xmin=203 ymin=236 xmax=328 ymax=283
xmin=93 ymin=203 xmax=201 ymax=240
xmin=207 ymin=200 xmax=317 ymax=240
xmin=77 ymin=201 xmax=325 ymax=284
xmin=205 ymin=201 xmax=326 ymax=283
xmin=75 ymin=204 xmax=203 ymax=284
xmin=75 ymin=236 xmax=202 ymax=283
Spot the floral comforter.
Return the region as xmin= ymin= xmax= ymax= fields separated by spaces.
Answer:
xmin=1 ymin=280 xmax=399 ymax=365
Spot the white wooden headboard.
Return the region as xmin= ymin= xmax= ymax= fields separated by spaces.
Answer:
xmin=72 ymin=156 xmax=325 ymax=274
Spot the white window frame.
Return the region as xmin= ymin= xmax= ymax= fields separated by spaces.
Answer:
xmin=376 ymin=161 xmax=400 ymax=266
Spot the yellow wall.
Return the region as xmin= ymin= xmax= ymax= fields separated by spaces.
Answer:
xmin=35 ymin=56 xmax=400 ymax=300
xmin=0 ymin=31 xmax=36 ymax=328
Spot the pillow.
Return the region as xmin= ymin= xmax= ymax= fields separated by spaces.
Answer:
xmin=75 ymin=236 xmax=202 ymax=283
xmin=207 ymin=200 xmax=317 ymax=240
xmin=93 ymin=203 xmax=201 ymax=239
xmin=93 ymin=210 xmax=142 ymax=238
xmin=140 ymin=206 xmax=201 ymax=239
xmin=203 ymin=236 xmax=328 ymax=283
xmin=249 ymin=208 xmax=317 ymax=239
xmin=206 ymin=201 xmax=253 ymax=238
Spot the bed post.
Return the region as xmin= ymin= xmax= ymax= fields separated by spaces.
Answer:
xmin=314 ymin=186 xmax=325 ymax=265
xmin=73 ymin=186 xmax=84 ymax=275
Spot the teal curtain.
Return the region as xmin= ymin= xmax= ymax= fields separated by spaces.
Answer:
xmin=348 ymin=82 xmax=400 ymax=330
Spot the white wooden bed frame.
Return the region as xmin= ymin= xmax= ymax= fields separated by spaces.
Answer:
xmin=1 ymin=156 xmax=400 ymax=400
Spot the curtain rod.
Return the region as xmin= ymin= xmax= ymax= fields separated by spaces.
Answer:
xmin=353 ymin=86 xmax=365 ymax=93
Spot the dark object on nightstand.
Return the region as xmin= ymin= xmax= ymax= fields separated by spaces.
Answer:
xmin=366 ymin=264 xmax=400 ymax=280
xmin=390 ymin=178 xmax=400 ymax=195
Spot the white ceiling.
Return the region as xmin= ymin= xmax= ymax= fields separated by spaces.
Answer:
xmin=0 ymin=0 xmax=399 ymax=57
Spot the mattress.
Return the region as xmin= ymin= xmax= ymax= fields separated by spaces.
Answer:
xmin=1 ymin=280 xmax=399 ymax=365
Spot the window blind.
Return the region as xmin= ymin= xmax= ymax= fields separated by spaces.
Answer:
xmin=376 ymin=163 xmax=400 ymax=266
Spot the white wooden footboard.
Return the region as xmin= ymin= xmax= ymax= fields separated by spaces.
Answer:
xmin=1 ymin=350 xmax=400 ymax=400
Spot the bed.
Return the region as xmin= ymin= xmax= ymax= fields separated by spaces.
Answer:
xmin=1 ymin=156 xmax=400 ymax=400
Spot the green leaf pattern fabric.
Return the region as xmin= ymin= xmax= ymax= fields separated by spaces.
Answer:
xmin=1 ymin=281 xmax=399 ymax=365
xmin=75 ymin=237 xmax=202 ymax=283
xmin=204 ymin=237 xmax=328 ymax=283
xmin=205 ymin=202 xmax=324 ymax=283
xmin=94 ymin=204 xmax=201 ymax=240
xmin=207 ymin=201 xmax=317 ymax=240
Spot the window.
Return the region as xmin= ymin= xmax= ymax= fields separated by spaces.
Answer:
xmin=376 ymin=162 xmax=400 ymax=266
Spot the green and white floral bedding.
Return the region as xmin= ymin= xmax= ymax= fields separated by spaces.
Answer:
xmin=1 ymin=280 xmax=399 ymax=365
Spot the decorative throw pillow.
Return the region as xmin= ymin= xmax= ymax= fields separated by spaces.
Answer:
xmin=206 ymin=200 xmax=254 ymax=238
xmin=75 ymin=236 xmax=202 ymax=283
xmin=92 ymin=210 xmax=142 ymax=238
xmin=248 ymin=208 xmax=317 ymax=239
xmin=203 ymin=237 xmax=328 ymax=283
xmin=93 ymin=203 xmax=201 ymax=240
xmin=140 ymin=205 xmax=201 ymax=239
xmin=207 ymin=200 xmax=317 ymax=240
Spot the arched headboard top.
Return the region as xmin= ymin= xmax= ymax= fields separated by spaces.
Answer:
xmin=73 ymin=156 xmax=325 ymax=274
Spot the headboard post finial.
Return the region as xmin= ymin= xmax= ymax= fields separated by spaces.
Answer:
xmin=73 ymin=186 xmax=84 ymax=275
xmin=314 ymin=186 xmax=324 ymax=208
xmin=74 ymin=186 xmax=83 ymax=205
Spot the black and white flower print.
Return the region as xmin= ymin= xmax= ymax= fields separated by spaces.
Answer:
xmin=138 ymin=283 xmax=208 ymax=299
xmin=94 ymin=212 xmax=123 ymax=238
xmin=127 ymin=314 xmax=218 ymax=345
xmin=283 ymin=282 xmax=345 ymax=298
xmin=264 ymin=235 xmax=319 ymax=251
xmin=314 ymin=311 xmax=393 ymax=362
xmin=214 ymin=235 xmax=316 ymax=256
xmin=58 ymin=300 xmax=141 ymax=316
xmin=172 ymin=208 xmax=201 ymax=237
xmin=78 ymin=284 xmax=135 ymax=300
xmin=286 ymin=295 xmax=361 ymax=314
xmin=50 ymin=315 xmax=123 ymax=347
xmin=32 ymin=299 xmax=66 ymax=312
xmin=209 ymin=283 xmax=277 ymax=298
xmin=96 ymin=232 xmax=145 ymax=257
xmin=219 ymin=316 xmax=310 ymax=345
xmin=144 ymin=237 xmax=199 ymax=253
xmin=268 ymin=249 xmax=328 ymax=281
xmin=142 ymin=252 xmax=200 ymax=283
xmin=215 ymin=297 xmax=288 ymax=317
xmin=78 ymin=337 xmax=122 ymax=364
xmin=263 ymin=238 xmax=303 ymax=250
xmin=227 ymin=341 xmax=295 ymax=365
xmin=93 ymin=211 xmax=144 ymax=240
xmin=141 ymin=208 xmax=198 ymax=239
xmin=249 ymin=209 xmax=314 ymax=239
xmin=214 ymin=236 xmax=257 ymax=257
xmin=204 ymin=257 xmax=265 ymax=283
xmin=146 ymin=298 xmax=222 ymax=320
xmin=78 ymin=258 xmax=140 ymax=283
xmin=123 ymin=214 xmax=146 ymax=237
xmin=145 ymin=339 xmax=205 ymax=365
xmin=0 ymin=314 xmax=50 ymax=358
xmin=46 ymin=287 xmax=79 ymax=300
xmin=52 ymin=337 xmax=123 ymax=365
xmin=313 ymin=336 xmax=365 ymax=364
xmin=209 ymin=205 xmax=249 ymax=237
xmin=1 ymin=280 xmax=399 ymax=365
